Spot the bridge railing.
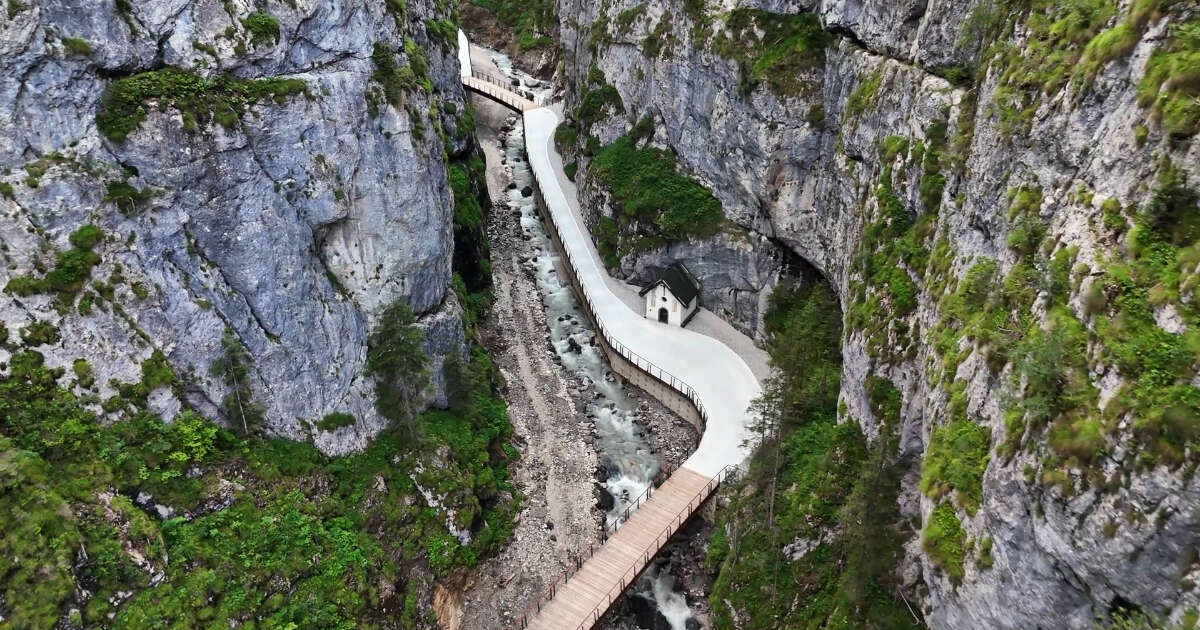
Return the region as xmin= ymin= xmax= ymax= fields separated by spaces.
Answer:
xmin=469 ymin=68 xmax=515 ymax=90
xmin=602 ymin=460 xmax=677 ymax=538
xmin=468 ymin=68 xmax=548 ymax=107
xmin=573 ymin=464 xmax=734 ymax=629
xmin=511 ymin=465 xmax=735 ymax=630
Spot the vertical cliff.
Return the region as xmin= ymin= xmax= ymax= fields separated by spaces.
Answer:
xmin=553 ymin=0 xmax=1200 ymax=627
xmin=0 ymin=0 xmax=476 ymax=453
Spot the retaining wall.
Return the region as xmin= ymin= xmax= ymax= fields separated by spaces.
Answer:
xmin=530 ymin=186 xmax=705 ymax=435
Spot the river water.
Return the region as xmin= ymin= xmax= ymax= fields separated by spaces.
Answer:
xmin=478 ymin=46 xmax=698 ymax=630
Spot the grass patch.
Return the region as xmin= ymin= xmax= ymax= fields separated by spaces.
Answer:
xmin=96 ymin=68 xmax=306 ymax=142
xmin=21 ymin=321 xmax=61 ymax=347
xmin=425 ymin=18 xmax=456 ymax=46
xmin=104 ymin=180 xmax=153 ymax=215
xmin=1137 ymin=20 xmax=1200 ymax=137
xmin=69 ymin=224 xmax=104 ymax=249
xmin=845 ymin=66 xmax=884 ymax=119
xmin=62 ymin=37 xmax=92 ymax=56
xmin=317 ymin=412 xmax=356 ymax=432
xmin=241 ymin=10 xmax=280 ymax=47
xmin=983 ymin=0 xmax=1118 ymax=137
xmin=710 ymin=9 xmax=830 ymax=96
xmin=919 ymin=119 xmax=949 ymax=211
xmin=575 ymin=66 xmax=624 ymax=130
xmin=589 ymin=129 xmax=723 ymax=254
xmin=922 ymin=502 xmax=966 ymax=584
xmin=920 ymin=419 xmax=991 ymax=514
xmin=368 ymin=40 xmax=431 ymax=115
xmin=1078 ymin=22 xmax=1140 ymax=80
xmin=4 ymin=224 xmax=104 ymax=304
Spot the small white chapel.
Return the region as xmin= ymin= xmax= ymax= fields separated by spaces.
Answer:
xmin=639 ymin=263 xmax=700 ymax=327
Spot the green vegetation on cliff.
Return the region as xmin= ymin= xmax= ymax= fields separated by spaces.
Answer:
xmin=847 ymin=128 xmax=945 ymax=364
xmin=920 ymin=419 xmax=991 ymax=514
xmin=368 ymin=39 xmax=434 ymax=116
xmin=465 ymin=0 xmax=555 ymax=50
xmin=0 ymin=330 xmax=517 ymax=628
xmin=96 ymin=68 xmax=307 ymax=142
xmin=5 ymin=224 xmax=104 ymax=311
xmin=448 ymin=136 xmax=496 ymax=324
xmin=588 ymin=123 xmax=724 ymax=267
xmin=575 ymin=65 xmax=625 ymax=131
xmin=922 ymin=502 xmax=966 ymax=584
xmin=708 ymin=281 xmax=922 ymax=630
xmin=241 ymin=10 xmax=280 ymax=47
xmin=923 ymin=163 xmax=1200 ymax=501
xmin=1138 ymin=19 xmax=1200 ymax=137
xmin=710 ymin=9 xmax=830 ymax=96
xmin=978 ymin=0 xmax=1198 ymax=138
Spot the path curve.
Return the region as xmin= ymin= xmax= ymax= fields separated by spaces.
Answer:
xmin=522 ymin=106 xmax=761 ymax=479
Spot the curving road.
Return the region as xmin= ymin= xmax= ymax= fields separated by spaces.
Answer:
xmin=522 ymin=106 xmax=763 ymax=478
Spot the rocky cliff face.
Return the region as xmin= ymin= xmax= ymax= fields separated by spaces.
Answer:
xmin=0 ymin=0 xmax=472 ymax=453
xmin=555 ymin=0 xmax=1200 ymax=627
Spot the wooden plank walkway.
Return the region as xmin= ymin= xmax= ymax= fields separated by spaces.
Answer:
xmin=463 ymin=74 xmax=539 ymax=112
xmin=515 ymin=467 xmax=723 ymax=630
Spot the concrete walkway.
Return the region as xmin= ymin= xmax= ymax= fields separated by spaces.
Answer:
xmin=523 ymin=106 xmax=762 ymax=479
xmin=536 ymin=104 xmax=771 ymax=384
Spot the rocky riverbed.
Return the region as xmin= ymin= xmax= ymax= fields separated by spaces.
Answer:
xmin=445 ymin=52 xmax=704 ymax=629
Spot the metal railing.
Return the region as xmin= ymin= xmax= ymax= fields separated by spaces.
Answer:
xmin=602 ymin=460 xmax=677 ymax=538
xmin=528 ymin=167 xmax=709 ymax=431
xmin=511 ymin=465 xmax=734 ymax=630
xmin=475 ymin=67 xmax=550 ymax=106
xmin=464 ymin=68 xmax=547 ymax=109
xmin=470 ymin=68 xmax=516 ymax=90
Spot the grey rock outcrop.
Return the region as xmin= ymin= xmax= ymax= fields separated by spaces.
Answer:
xmin=621 ymin=229 xmax=783 ymax=338
xmin=0 ymin=0 xmax=470 ymax=454
xmin=556 ymin=0 xmax=1200 ymax=627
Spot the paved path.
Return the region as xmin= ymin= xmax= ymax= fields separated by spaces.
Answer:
xmin=523 ymin=106 xmax=762 ymax=478
xmin=534 ymin=104 xmax=771 ymax=383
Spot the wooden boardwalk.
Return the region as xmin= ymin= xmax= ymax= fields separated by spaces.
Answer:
xmin=515 ymin=467 xmax=725 ymax=630
xmin=463 ymin=73 xmax=539 ymax=112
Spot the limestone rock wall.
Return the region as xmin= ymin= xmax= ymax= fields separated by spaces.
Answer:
xmin=0 ymin=0 xmax=470 ymax=454
xmin=554 ymin=0 xmax=1200 ymax=627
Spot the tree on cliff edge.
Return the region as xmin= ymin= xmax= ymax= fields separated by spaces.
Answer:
xmin=366 ymin=300 xmax=430 ymax=436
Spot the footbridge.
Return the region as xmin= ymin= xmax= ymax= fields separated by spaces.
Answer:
xmin=458 ymin=31 xmax=763 ymax=630
xmin=458 ymin=30 xmax=541 ymax=112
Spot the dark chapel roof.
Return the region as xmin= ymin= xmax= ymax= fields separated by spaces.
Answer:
xmin=639 ymin=263 xmax=700 ymax=307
